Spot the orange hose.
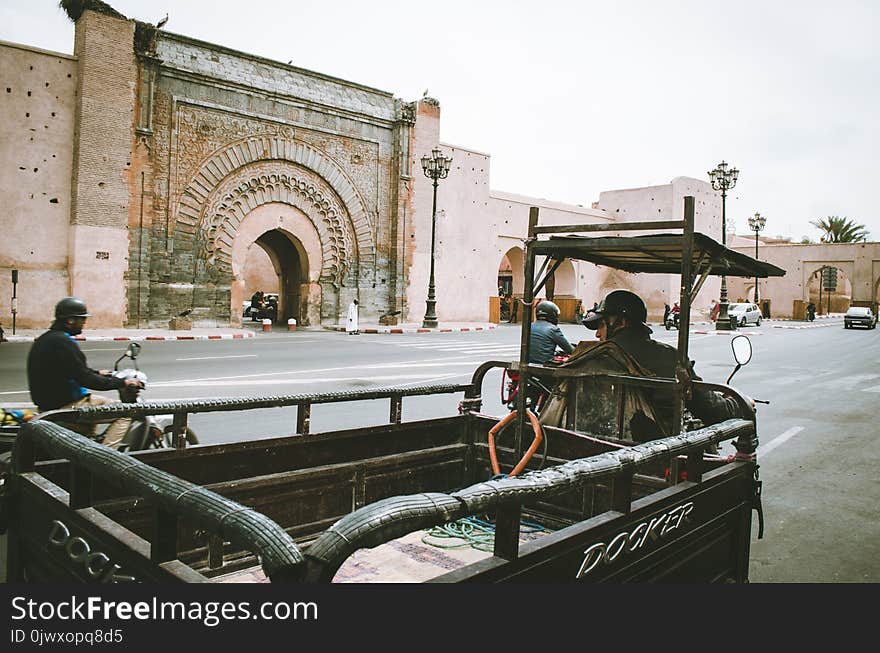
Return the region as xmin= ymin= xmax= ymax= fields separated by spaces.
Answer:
xmin=488 ymin=409 xmax=543 ymax=477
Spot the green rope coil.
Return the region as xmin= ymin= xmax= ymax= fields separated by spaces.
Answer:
xmin=422 ymin=516 xmax=548 ymax=552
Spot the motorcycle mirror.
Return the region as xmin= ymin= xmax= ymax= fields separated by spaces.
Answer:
xmin=731 ymin=335 xmax=752 ymax=366
xmin=126 ymin=342 xmax=141 ymax=359
xmin=726 ymin=335 xmax=752 ymax=384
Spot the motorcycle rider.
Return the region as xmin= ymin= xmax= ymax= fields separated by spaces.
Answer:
xmin=582 ymin=289 xmax=742 ymax=438
xmin=518 ymin=300 xmax=574 ymax=411
xmin=529 ymin=300 xmax=574 ymax=364
xmin=27 ymin=297 xmax=142 ymax=448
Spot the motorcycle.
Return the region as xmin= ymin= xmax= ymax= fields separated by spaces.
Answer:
xmin=0 ymin=342 xmax=198 ymax=455
xmin=664 ymin=311 xmax=681 ymax=330
xmin=110 ymin=342 xmax=199 ymax=451
xmin=501 ymin=352 xmax=569 ymax=414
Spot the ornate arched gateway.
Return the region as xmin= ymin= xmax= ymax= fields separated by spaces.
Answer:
xmin=167 ymin=135 xmax=374 ymax=325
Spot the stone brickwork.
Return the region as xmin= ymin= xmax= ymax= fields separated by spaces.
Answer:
xmin=70 ymin=11 xmax=136 ymax=230
xmin=68 ymin=10 xmax=138 ymax=326
xmin=155 ymin=36 xmax=397 ymax=124
xmin=133 ymin=31 xmax=409 ymax=327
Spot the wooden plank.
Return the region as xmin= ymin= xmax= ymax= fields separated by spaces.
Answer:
xmin=533 ymin=220 xmax=685 ymax=234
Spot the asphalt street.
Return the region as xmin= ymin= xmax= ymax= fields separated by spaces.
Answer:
xmin=1 ymin=317 xmax=877 ymax=582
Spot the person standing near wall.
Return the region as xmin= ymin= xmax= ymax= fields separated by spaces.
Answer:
xmin=347 ymin=299 xmax=360 ymax=335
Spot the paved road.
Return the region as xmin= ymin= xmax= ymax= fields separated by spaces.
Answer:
xmin=1 ymin=317 xmax=877 ymax=581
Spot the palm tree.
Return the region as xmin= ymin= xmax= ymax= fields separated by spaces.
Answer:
xmin=809 ymin=215 xmax=869 ymax=243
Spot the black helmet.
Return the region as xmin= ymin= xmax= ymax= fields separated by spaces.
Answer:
xmin=535 ymin=300 xmax=560 ymax=324
xmin=593 ymin=290 xmax=648 ymax=326
xmin=54 ymin=297 xmax=91 ymax=320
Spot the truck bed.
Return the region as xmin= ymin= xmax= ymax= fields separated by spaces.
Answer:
xmin=6 ymin=410 xmax=757 ymax=583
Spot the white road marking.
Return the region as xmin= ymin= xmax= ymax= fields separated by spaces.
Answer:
xmin=154 ymin=373 xmax=452 ymax=388
xmin=396 ymin=340 xmax=504 ymax=348
xmin=176 ymin=354 xmax=259 ymax=361
xmin=0 ymin=390 xmax=31 ymax=396
xmin=757 ymin=426 xmax=805 ymax=458
xmin=819 ymin=374 xmax=880 ymax=390
xmin=863 ymin=385 xmax=880 ymax=393
xmin=149 ymin=356 xmax=492 ymax=385
xmin=80 ymin=348 xmax=132 ymax=352
xmin=384 ymin=372 xmax=465 ymax=388
xmin=433 ymin=345 xmax=519 ymax=353
xmin=236 ymin=339 xmax=319 ymax=344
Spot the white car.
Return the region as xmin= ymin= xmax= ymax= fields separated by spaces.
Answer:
xmin=727 ymin=302 xmax=762 ymax=327
xmin=844 ymin=306 xmax=877 ymax=329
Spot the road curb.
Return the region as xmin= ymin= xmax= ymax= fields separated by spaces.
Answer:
xmin=325 ymin=325 xmax=498 ymax=334
xmin=1 ymin=333 xmax=255 ymax=343
xmin=771 ymin=322 xmax=838 ymax=329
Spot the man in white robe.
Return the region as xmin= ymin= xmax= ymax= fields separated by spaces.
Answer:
xmin=346 ymin=299 xmax=359 ymax=335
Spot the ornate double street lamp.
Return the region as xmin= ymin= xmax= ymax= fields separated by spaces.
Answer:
xmin=420 ymin=148 xmax=452 ymax=328
xmin=708 ymin=160 xmax=739 ymax=330
xmin=747 ymin=212 xmax=766 ymax=303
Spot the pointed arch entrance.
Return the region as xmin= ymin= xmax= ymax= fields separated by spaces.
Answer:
xmin=231 ymin=203 xmax=323 ymax=326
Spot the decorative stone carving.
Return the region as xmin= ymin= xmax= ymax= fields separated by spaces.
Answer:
xmin=173 ymin=132 xmax=375 ymax=285
xmin=195 ymin=165 xmax=354 ymax=288
xmin=399 ymin=100 xmax=417 ymax=125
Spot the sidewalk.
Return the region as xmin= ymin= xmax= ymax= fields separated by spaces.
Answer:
xmin=325 ymin=321 xmax=498 ymax=334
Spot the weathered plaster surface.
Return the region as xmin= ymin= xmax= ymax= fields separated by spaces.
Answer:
xmin=0 ymin=41 xmax=77 ymax=328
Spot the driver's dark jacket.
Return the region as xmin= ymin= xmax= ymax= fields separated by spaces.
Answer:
xmin=529 ymin=319 xmax=574 ymax=364
xmin=27 ymin=326 xmax=126 ymax=412
xmin=608 ymin=325 xmax=739 ymax=436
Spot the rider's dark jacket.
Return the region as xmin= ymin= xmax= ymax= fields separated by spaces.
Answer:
xmin=27 ymin=325 xmax=126 ymax=412
xmin=608 ymin=324 xmax=739 ymax=436
xmin=529 ymin=319 xmax=574 ymax=364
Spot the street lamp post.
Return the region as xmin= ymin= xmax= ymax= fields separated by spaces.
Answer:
xmin=420 ymin=147 xmax=452 ymax=329
xmin=708 ymin=160 xmax=739 ymax=330
xmin=747 ymin=212 xmax=766 ymax=303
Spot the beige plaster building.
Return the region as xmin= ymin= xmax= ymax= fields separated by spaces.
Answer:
xmin=2 ymin=1 xmax=878 ymax=331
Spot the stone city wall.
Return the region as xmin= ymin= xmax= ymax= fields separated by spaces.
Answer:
xmin=0 ymin=41 xmax=77 ymax=329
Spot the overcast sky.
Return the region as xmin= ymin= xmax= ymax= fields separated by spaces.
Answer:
xmin=2 ymin=0 xmax=877 ymax=241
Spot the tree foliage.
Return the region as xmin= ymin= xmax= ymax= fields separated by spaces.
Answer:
xmin=809 ymin=216 xmax=869 ymax=243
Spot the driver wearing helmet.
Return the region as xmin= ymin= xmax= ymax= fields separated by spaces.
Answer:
xmin=27 ymin=297 xmax=142 ymax=448
xmin=582 ymin=289 xmax=740 ymax=437
xmin=529 ymin=300 xmax=574 ymax=364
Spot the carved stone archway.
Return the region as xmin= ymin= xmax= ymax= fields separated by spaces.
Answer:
xmin=171 ymin=136 xmax=374 ymax=323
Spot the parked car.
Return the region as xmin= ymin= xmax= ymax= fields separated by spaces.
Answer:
xmin=727 ymin=302 xmax=762 ymax=327
xmin=844 ymin=306 xmax=877 ymax=329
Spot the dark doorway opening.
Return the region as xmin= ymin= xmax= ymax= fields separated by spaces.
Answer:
xmin=254 ymin=230 xmax=307 ymax=325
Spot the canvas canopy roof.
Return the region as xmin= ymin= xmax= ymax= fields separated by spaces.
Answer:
xmin=531 ymin=232 xmax=786 ymax=279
